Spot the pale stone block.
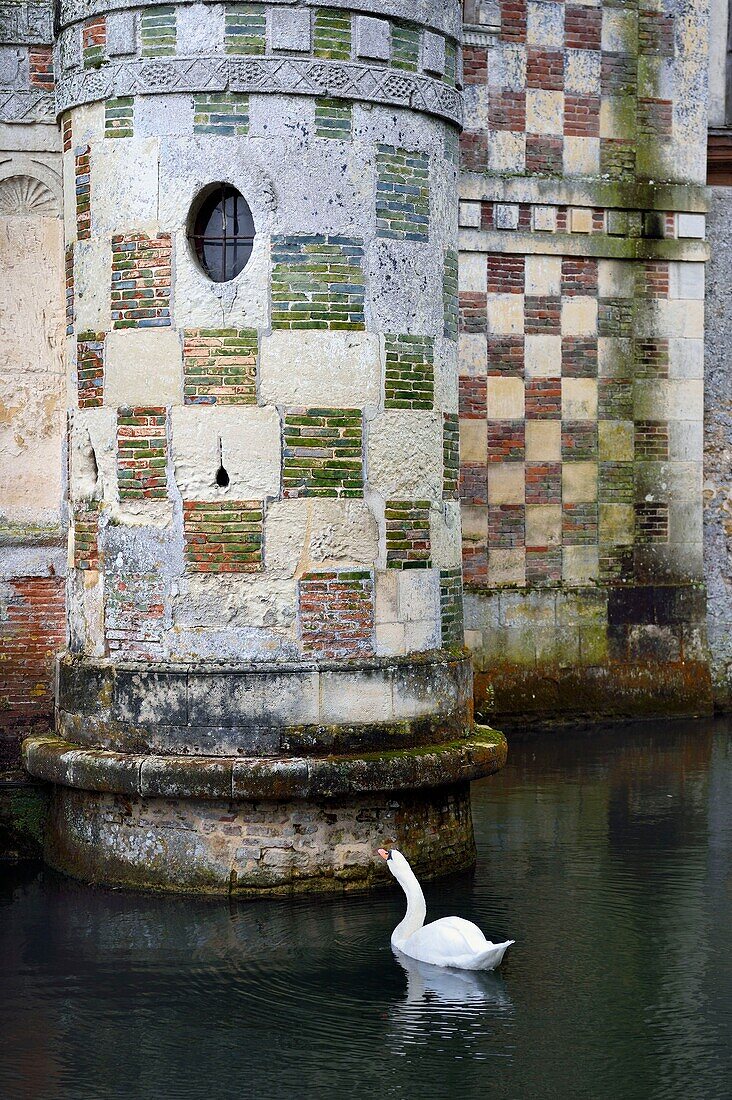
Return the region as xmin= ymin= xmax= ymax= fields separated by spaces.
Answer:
xmin=634 ymin=379 xmax=704 ymax=421
xmin=433 ymin=336 xmax=459 ymax=414
xmin=669 ymin=262 xmax=704 ymax=301
xmin=106 ymin=12 xmax=136 ymax=56
xmin=600 ymin=97 xmax=636 ymax=140
xmin=398 ymin=570 xmax=439 ymax=622
xmin=92 ymin=138 xmax=159 ymax=233
xmin=598 ymin=420 xmax=633 ymax=462
xmin=74 ymin=239 xmax=112 ymax=332
xmin=601 ymin=8 xmax=638 ymax=53
xmin=488 ymin=132 xmax=526 ymax=174
xmin=564 ymin=138 xmax=600 ymax=177
xmin=486 ymin=294 xmax=524 ymax=335
xmin=259 ymin=331 xmax=380 ymax=407
xmin=525 ymin=255 xmax=561 ymax=296
xmin=638 ymin=56 xmax=673 ymax=101
xmin=136 ymin=95 xmax=194 ymax=137
xmin=355 ymin=15 xmax=391 ymax=61
xmin=562 ymin=296 xmax=598 ymax=337
xmin=105 ymin=330 xmax=182 ymax=406
xmin=487 ymin=42 xmax=526 ymax=90
xmin=375 ymin=622 xmax=406 ymax=656
xmin=459 ymin=418 xmax=487 ymax=463
xmin=494 ymin=203 xmax=520 ymax=230
xmin=562 ymin=545 xmax=599 ymax=586
xmin=405 ymin=618 xmax=440 ymax=652
xmin=526 ymin=89 xmax=564 ymax=135
xmin=70 ymin=408 xmax=116 ymax=503
xmin=562 ymin=461 xmax=598 ymax=504
xmin=562 ymin=377 xmax=598 ymax=420
xmin=423 ymin=31 xmax=446 ymax=75
xmin=525 ymin=504 xmax=561 ymax=547
xmin=677 ymin=213 xmax=706 ymax=239
xmin=598 ymin=337 xmax=633 ymax=378
xmin=172 ymin=405 xmax=281 ymax=501
xmin=459 ymin=201 xmax=481 ymax=228
xmin=70 ymin=102 xmax=104 ymax=145
xmin=524 ymin=334 xmax=561 ymax=378
xmin=367 ymin=411 xmax=442 ymax=499
xmin=598 ymin=258 xmax=634 ymax=299
xmin=565 ymin=48 xmax=601 ymax=96
xmin=486 ymin=376 xmax=525 ymax=419
xmin=532 ymin=205 xmax=557 ymax=232
xmin=488 ymin=547 xmax=525 ymax=586
xmin=374 ymin=571 xmax=399 ymax=623
xmin=488 ymin=462 xmax=525 ymax=505
xmin=465 ymin=629 xmax=483 ymax=652
xmin=669 ymin=420 xmax=703 ymax=462
xmin=430 ymin=501 xmax=462 ymax=569
xmin=270 ymin=8 xmax=311 ymax=51
xmin=636 ymin=300 xmax=704 ymax=340
xmin=320 ymin=671 xmax=393 ymax=724
xmin=461 ymin=505 xmax=488 ymax=540
xmin=177 ymin=5 xmax=223 ymax=54
xmin=569 ymin=207 xmax=593 ymax=234
xmin=527 ymin=0 xmax=564 ymax=46
xmin=459 ymin=333 xmax=487 ymax=376
xmin=265 ymin=499 xmax=378 ymax=578
xmin=668 ymin=338 xmax=703 ymax=380
xmin=599 ymin=503 xmax=634 ymax=545
xmin=525 ymin=419 xmax=561 ymax=462
xmin=459 ymin=252 xmax=488 ymax=293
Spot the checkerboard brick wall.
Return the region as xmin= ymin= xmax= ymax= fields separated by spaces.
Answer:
xmin=298 ymin=570 xmax=375 ymax=658
xmin=385 ymin=501 xmax=432 ymax=569
xmin=105 ymin=574 xmax=166 ymax=659
xmin=183 ymin=501 xmax=264 ymax=573
xmin=73 ymin=501 xmax=101 ymax=570
xmin=76 ymin=332 xmax=105 ymax=408
xmin=283 ymin=408 xmax=363 ymax=498
xmin=117 ymin=407 xmax=168 ymax=500
xmin=384 ymin=334 xmax=434 ymax=410
xmin=75 ymin=146 xmax=91 ymax=240
xmin=271 ymin=236 xmax=366 ymax=330
xmin=111 ymin=233 xmax=172 ymax=329
xmin=183 ymin=329 xmax=257 ymax=405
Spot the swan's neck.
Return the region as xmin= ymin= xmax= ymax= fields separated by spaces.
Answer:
xmin=391 ymin=862 xmax=426 ymax=947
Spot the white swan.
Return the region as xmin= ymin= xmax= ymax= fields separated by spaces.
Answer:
xmin=378 ymin=848 xmax=514 ymax=971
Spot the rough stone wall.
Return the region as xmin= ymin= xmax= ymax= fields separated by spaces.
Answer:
xmin=458 ymin=0 xmax=713 ymax=723
xmin=58 ymin=1 xmax=464 ymax=667
xmin=704 ymin=187 xmax=732 ymax=707
xmin=0 ymin=0 xmax=66 ymax=755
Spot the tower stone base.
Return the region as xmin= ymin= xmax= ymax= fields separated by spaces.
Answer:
xmin=24 ymin=651 xmax=506 ymax=895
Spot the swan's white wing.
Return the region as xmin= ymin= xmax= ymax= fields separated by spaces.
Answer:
xmin=401 ymin=917 xmax=514 ymax=970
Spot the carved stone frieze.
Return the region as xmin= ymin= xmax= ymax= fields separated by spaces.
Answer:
xmin=0 ymin=2 xmax=53 ymax=45
xmin=55 ymin=55 xmax=463 ymax=124
xmin=0 ymin=88 xmax=55 ymax=122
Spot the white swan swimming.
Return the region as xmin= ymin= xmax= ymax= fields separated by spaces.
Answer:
xmin=378 ymin=847 xmax=514 ymax=971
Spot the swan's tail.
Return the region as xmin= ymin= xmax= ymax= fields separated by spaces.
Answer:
xmin=467 ymin=939 xmax=515 ymax=971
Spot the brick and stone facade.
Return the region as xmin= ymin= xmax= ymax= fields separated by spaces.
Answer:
xmin=2 ymin=0 xmax=730 ymax=879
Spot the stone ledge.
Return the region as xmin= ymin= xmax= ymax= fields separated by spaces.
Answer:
xmin=23 ymin=726 xmax=507 ymax=801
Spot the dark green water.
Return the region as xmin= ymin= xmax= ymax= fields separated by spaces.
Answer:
xmin=2 ymin=718 xmax=731 ymax=1100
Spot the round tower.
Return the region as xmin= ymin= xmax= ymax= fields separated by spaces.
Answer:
xmin=24 ymin=0 xmax=505 ymax=893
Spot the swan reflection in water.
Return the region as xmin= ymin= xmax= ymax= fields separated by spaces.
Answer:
xmin=386 ymin=949 xmax=514 ymax=1052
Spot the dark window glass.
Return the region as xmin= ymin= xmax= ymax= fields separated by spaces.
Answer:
xmin=189 ymin=185 xmax=255 ymax=282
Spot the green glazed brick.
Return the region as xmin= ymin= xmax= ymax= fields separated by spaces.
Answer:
xmin=141 ymin=6 xmax=176 ymax=57
xmin=271 ymin=236 xmax=365 ymax=330
xmin=443 ymin=250 xmax=459 ymax=341
xmin=386 ymin=501 xmax=432 ymax=569
xmin=376 ymin=144 xmax=430 ymax=242
xmin=440 ymin=568 xmax=464 ymax=648
xmin=443 ymin=413 xmax=459 ymax=499
xmin=193 ymin=93 xmax=249 ymax=136
xmin=385 ymin=334 xmax=434 ymax=410
xmin=224 ymin=3 xmax=266 ymax=54
xmin=392 ymin=22 xmax=419 ymax=71
xmin=105 ymin=97 xmax=133 ymax=138
xmin=315 ymin=98 xmax=352 ymax=140
xmin=313 ymin=9 xmax=351 ymax=59
xmin=283 ymin=408 xmax=364 ymax=498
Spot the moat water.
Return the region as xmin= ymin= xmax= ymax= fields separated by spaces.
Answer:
xmin=2 ymin=718 xmax=731 ymax=1100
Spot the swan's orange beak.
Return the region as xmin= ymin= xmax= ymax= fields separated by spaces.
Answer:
xmin=377 ymin=848 xmax=389 ymax=860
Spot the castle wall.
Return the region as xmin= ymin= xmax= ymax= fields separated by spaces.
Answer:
xmin=457 ymin=0 xmax=713 ymax=725
xmin=0 ymin=1 xmax=65 ymax=757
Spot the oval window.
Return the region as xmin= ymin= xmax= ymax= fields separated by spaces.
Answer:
xmin=189 ymin=184 xmax=255 ymax=282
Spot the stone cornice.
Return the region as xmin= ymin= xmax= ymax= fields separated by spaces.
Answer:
xmin=0 ymin=88 xmax=55 ymax=123
xmin=55 ymin=54 xmax=463 ymax=125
